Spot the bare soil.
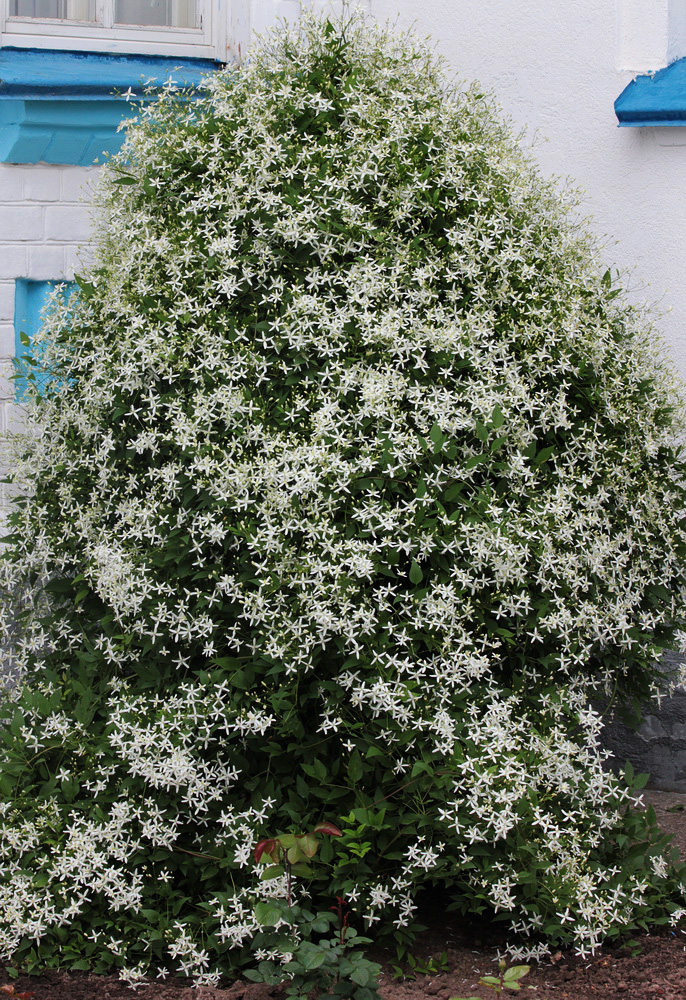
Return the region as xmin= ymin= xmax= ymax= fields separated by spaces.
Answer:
xmin=2 ymin=791 xmax=685 ymax=1000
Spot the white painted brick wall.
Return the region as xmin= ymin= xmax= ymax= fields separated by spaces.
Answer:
xmin=0 ymin=169 xmax=24 ymax=203
xmin=0 ymin=284 xmax=13 ymax=323
xmin=44 ymin=204 xmax=93 ymax=243
xmin=0 ymin=163 xmax=98 ymax=283
xmin=0 ymin=205 xmax=45 ymax=241
xmin=0 ymin=246 xmax=28 ymax=282
xmin=0 ymin=163 xmax=100 ymax=523
xmin=23 ymin=167 xmax=62 ymax=203
xmin=0 ymin=326 xmax=13 ymax=358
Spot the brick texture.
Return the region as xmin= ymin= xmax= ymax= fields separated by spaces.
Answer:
xmin=0 ymin=284 xmax=14 ymax=323
xmin=23 ymin=167 xmax=62 ymax=203
xmin=0 ymin=325 xmax=14 ymax=358
xmin=0 ymin=206 xmax=44 ymax=242
xmin=0 ymin=166 xmax=24 ymax=202
xmin=0 ymin=163 xmax=100 ymax=521
xmin=45 ymin=204 xmax=93 ymax=243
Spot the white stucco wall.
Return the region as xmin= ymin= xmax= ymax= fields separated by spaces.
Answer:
xmin=367 ymin=0 xmax=686 ymax=379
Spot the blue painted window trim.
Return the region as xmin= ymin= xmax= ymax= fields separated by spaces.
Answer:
xmin=615 ymin=57 xmax=686 ymax=126
xmin=0 ymin=47 xmax=221 ymax=164
xmin=14 ymin=278 xmax=74 ymax=400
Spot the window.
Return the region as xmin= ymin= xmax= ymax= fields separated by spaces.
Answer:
xmin=9 ymin=1 xmax=197 ymax=28
xmin=1 ymin=0 xmax=217 ymax=59
xmin=10 ymin=2 xmax=95 ymax=17
xmin=114 ymin=1 xmax=197 ymax=28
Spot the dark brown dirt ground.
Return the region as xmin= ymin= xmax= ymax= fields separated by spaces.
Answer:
xmin=2 ymin=790 xmax=685 ymax=1000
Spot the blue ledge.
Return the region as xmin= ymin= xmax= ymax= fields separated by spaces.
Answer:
xmin=0 ymin=47 xmax=221 ymax=165
xmin=615 ymin=57 xmax=686 ymax=126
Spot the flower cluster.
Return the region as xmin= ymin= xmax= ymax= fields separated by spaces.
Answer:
xmin=0 ymin=7 xmax=685 ymax=985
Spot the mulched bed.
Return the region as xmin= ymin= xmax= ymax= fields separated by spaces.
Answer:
xmin=2 ymin=791 xmax=685 ymax=1000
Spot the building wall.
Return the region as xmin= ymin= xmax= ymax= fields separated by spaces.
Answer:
xmin=0 ymin=163 xmax=96 ymax=511
xmin=371 ymin=0 xmax=686 ymax=378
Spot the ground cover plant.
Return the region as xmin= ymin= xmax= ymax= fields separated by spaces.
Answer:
xmin=2 ymin=7 xmax=686 ymax=991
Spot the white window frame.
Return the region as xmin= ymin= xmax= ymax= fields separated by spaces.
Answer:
xmin=0 ymin=0 xmax=231 ymax=60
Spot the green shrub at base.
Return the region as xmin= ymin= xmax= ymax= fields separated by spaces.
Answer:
xmin=1 ymin=9 xmax=686 ymax=988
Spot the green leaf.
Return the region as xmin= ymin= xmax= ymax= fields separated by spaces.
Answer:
xmin=313 ymin=758 xmax=327 ymax=781
xmin=409 ymin=560 xmax=423 ymax=584
xmin=534 ymin=445 xmax=555 ymax=467
xmin=299 ymin=948 xmax=325 ymax=970
xmin=18 ymin=330 xmax=30 ymax=347
xmin=347 ymin=750 xmax=363 ymax=784
xmin=443 ymin=481 xmax=464 ymax=502
xmin=255 ymin=901 xmax=284 ymax=926
xmin=429 ymin=423 xmax=446 ymax=450
xmin=350 ymin=966 xmax=371 ymax=986
xmin=259 ymin=865 xmax=284 ymax=880
xmin=295 ymin=833 xmax=319 ymax=858
xmin=44 ymin=577 xmax=74 ymax=594
xmin=290 ymin=862 xmax=314 ymax=877
xmin=229 ymin=669 xmax=251 ymax=689
xmin=475 ymin=420 xmax=489 ymax=443
xmin=503 ymin=966 xmax=530 ymax=981
xmin=352 ymin=989 xmax=374 ymax=1000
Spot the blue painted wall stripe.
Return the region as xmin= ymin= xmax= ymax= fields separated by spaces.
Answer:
xmin=14 ymin=278 xmax=74 ymax=400
xmin=0 ymin=46 xmax=220 ymax=98
xmin=0 ymin=98 xmax=137 ymax=163
xmin=0 ymin=47 xmax=221 ymax=165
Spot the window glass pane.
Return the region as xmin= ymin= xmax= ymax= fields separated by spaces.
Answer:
xmin=114 ymin=0 xmax=197 ymax=27
xmin=9 ymin=0 xmax=95 ymax=17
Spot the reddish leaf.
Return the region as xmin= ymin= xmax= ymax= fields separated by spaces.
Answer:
xmin=295 ymin=833 xmax=319 ymax=858
xmin=254 ymin=838 xmax=277 ymax=863
xmin=313 ymin=821 xmax=342 ymax=837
